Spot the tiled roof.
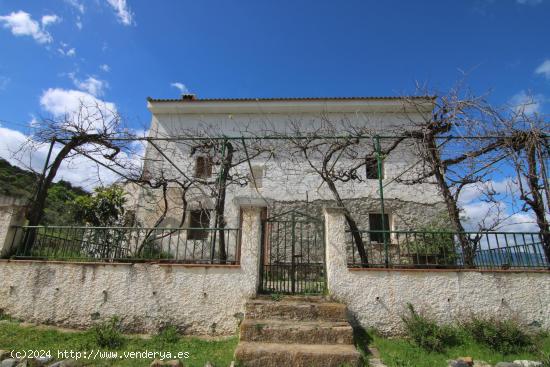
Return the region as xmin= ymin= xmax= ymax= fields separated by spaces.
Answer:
xmin=147 ymin=96 xmax=435 ymax=103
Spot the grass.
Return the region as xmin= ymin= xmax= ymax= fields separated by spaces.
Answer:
xmin=0 ymin=320 xmax=238 ymax=367
xmin=366 ymin=329 xmax=550 ymax=367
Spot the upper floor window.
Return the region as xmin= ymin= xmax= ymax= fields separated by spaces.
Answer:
xmin=248 ymin=165 xmax=264 ymax=188
xmin=194 ymin=156 xmax=212 ymax=178
xmin=366 ymin=157 xmax=384 ymax=180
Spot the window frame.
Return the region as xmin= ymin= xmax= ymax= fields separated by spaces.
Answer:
xmin=194 ymin=155 xmax=213 ymax=179
xmin=187 ymin=209 xmax=210 ymax=240
xmin=366 ymin=157 xmax=384 ymax=180
xmin=368 ymin=213 xmax=390 ymax=243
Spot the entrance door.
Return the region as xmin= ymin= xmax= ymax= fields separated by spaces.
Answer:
xmin=259 ymin=209 xmax=325 ymax=294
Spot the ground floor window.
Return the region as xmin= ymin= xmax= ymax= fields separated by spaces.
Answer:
xmin=188 ymin=209 xmax=210 ymax=240
xmin=368 ymin=213 xmax=390 ymax=243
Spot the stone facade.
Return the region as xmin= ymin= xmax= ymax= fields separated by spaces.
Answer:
xmin=324 ymin=207 xmax=550 ymax=335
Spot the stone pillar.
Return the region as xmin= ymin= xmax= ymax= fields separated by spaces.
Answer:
xmin=323 ymin=207 xmax=348 ymax=298
xmin=0 ymin=196 xmax=27 ymax=257
xmin=239 ymin=206 xmax=263 ymax=296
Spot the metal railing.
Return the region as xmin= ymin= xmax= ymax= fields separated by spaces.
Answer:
xmin=346 ymin=230 xmax=550 ymax=270
xmin=9 ymin=226 xmax=240 ymax=264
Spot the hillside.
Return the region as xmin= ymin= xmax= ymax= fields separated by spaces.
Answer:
xmin=0 ymin=158 xmax=89 ymax=225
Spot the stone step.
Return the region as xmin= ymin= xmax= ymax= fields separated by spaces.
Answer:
xmin=245 ymin=299 xmax=347 ymax=322
xmin=234 ymin=342 xmax=362 ymax=367
xmin=254 ymin=295 xmax=329 ymax=303
xmin=240 ymin=319 xmax=354 ymax=345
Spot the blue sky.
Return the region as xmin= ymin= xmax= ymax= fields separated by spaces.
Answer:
xmin=0 ymin=0 xmax=548 ymax=230
xmin=0 ymin=0 xmax=549 ymax=134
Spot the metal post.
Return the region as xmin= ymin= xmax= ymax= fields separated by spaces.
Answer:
xmin=291 ymin=211 xmax=296 ymax=293
xmin=22 ymin=138 xmax=56 ymax=255
xmin=374 ymin=136 xmax=389 ymax=267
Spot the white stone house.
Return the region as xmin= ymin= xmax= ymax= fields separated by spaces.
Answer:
xmin=125 ymin=96 xmax=446 ymax=265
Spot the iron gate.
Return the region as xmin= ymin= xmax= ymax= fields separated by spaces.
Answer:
xmin=259 ymin=209 xmax=326 ymax=294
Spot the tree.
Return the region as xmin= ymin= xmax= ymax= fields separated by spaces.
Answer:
xmin=281 ymin=113 xmax=406 ymax=267
xmin=72 ymin=186 xmax=127 ymax=226
xmin=494 ymin=105 xmax=550 ymax=264
xmin=400 ymin=85 xmax=516 ymax=267
xmin=14 ymin=101 xmax=136 ymax=255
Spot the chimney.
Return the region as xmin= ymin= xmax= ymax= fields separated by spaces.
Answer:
xmin=182 ymin=94 xmax=196 ymax=101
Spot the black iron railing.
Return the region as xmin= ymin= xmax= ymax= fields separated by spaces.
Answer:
xmin=346 ymin=230 xmax=549 ymax=270
xmin=9 ymin=226 xmax=240 ymax=264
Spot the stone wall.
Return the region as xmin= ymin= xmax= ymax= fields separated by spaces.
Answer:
xmin=0 ymin=207 xmax=262 ymax=335
xmin=324 ymin=207 xmax=550 ymax=335
xmin=0 ymin=195 xmax=27 ymax=257
xmin=0 ymin=205 xmax=548 ymax=337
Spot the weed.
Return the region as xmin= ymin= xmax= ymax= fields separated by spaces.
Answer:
xmin=91 ymin=316 xmax=125 ymax=349
xmin=270 ymin=293 xmax=283 ymax=302
xmin=462 ymin=316 xmax=534 ymax=354
xmin=153 ymin=325 xmax=180 ymax=344
xmin=401 ymin=303 xmax=459 ymax=352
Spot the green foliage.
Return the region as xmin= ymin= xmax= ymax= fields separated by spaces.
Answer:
xmin=270 ymin=293 xmax=284 ymax=301
xmin=401 ymin=303 xmax=459 ymax=352
xmin=405 ymin=217 xmax=458 ymax=266
xmin=371 ymin=329 xmax=550 ymax=367
xmin=91 ymin=316 xmax=125 ymax=349
xmin=137 ymin=239 xmax=174 ymax=260
xmin=462 ymin=316 xmax=534 ymax=354
xmin=0 ymin=158 xmax=88 ymax=225
xmin=0 ymin=319 xmax=238 ymax=367
xmin=72 ymin=186 xmax=126 ymax=226
xmin=153 ymin=325 xmax=181 ymax=344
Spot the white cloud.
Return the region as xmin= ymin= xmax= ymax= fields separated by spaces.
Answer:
xmin=517 ymin=0 xmax=543 ymax=5
xmin=170 ymin=82 xmax=189 ymax=94
xmin=64 ymin=0 xmax=85 ymax=14
xmin=535 ymin=59 xmax=550 ymax=80
xmin=100 ymin=64 xmax=111 ymax=72
xmin=509 ymin=90 xmax=545 ymax=115
xmin=76 ymin=17 xmax=83 ymax=30
xmin=41 ymin=14 xmax=60 ymax=27
xmin=40 ymin=88 xmax=117 ymax=123
xmin=69 ymin=75 xmax=108 ymax=97
xmin=106 ymin=0 xmax=134 ymax=26
xmin=58 ymin=42 xmax=76 ymax=57
xmin=0 ymin=11 xmax=59 ymax=44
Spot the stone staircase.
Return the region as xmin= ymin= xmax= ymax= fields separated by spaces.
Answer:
xmin=234 ymin=296 xmax=362 ymax=367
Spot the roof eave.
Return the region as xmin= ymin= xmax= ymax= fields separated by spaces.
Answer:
xmin=147 ymin=97 xmax=435 ymax=114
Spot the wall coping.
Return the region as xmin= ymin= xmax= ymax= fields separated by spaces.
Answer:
xmin=0 ymin=195 xmax=27 ymax=208
xmin=348 ymin=267 xmax=550 ymax=274
xmin=0 ymin=259 xmax=242 ymax=268
xmin=323 ymin=206 xmax=346 ymax=214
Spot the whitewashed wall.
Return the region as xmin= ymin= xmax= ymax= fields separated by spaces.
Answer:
xmin=0 ymin=196 xmax=27 ymax=257
xmin=0 ymin=205 xmax=548 ymax=336
xmin=131 ymin=100 xmax=444 ymax=234
xmin=0 ymin=207 xmax=262 ymax=335
xmin=324 ymin=207 xmax=550 ymax=335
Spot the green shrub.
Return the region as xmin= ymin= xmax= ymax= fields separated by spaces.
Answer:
xmin=153 ymin=325 xmax=180 ymax=344
xmin=91 ymin=316 xmax=125 ymax=348
xmin=401 ymin=303 xmax=459 ymax=352
xmin=462 ymin=316 xmax=534 ymax=354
